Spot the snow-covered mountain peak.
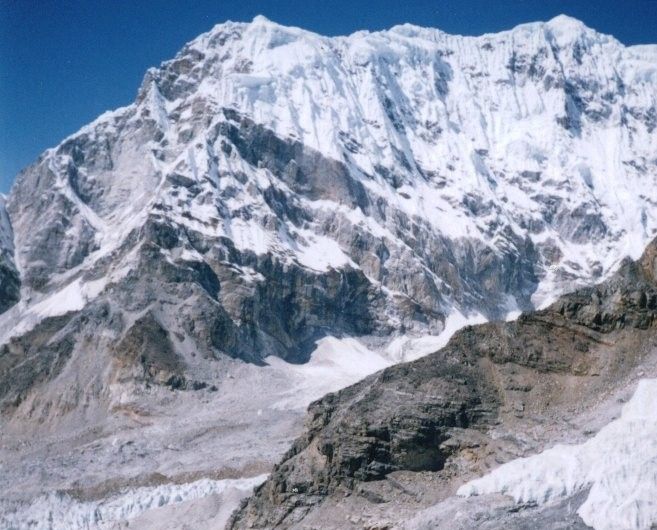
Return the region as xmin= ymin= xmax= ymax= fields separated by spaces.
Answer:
xmin=3 ymin=14 xmax=657 ymax=355
xmin=251 ymin=14 xmax=274 ymax=25
xmin=545 ymin=13 xmax=589 ymax=34
xmin=241 ymin=14 xmax=319 ymax=50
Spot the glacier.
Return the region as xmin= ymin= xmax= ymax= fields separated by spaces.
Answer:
xmin=2 ymin=474 xmax=267 ymax=530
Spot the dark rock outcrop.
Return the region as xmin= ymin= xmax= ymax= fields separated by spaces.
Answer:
xmin=0 ymin=199 xmax=19 ymax=313
xmin=0 ymin=259 xmax=19 ymax=314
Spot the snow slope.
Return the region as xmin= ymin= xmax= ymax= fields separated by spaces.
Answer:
xmin=458 ymin=379 xmax=657 ymax=530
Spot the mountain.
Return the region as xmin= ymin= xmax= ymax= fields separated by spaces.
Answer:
xmin=229 ymin=237 xmax=657 ymax=530
xmin=1 ymin=13 xmax=657 ymax=529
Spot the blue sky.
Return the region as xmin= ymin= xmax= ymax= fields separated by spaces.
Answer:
xmin=1 ymin=0 xmax=656 ymax=192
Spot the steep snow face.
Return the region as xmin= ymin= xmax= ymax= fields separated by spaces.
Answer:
xmin=175 ymin=14 xmax=657 ymax=304
xmin=458 ymin=378 xmax=657 ymax=530
xmin=7 ymin=15 xmax=657 ymax=333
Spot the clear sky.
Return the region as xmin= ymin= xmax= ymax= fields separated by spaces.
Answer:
xmin=1 ymin=0 xmax=656 ymax=192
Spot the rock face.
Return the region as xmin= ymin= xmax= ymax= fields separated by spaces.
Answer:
xmin=1 ymin=14 xmax=657 ymax=529
xmin=229 ymin=238 xmax=657 ymax=529
xmin=0 ymin=195 xmax=19 ymax=313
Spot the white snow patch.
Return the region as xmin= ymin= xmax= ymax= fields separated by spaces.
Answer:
xmin=293 ymin=230 xmax=356 ymax=272
xmin=227 ymin=217 xmax=273 ymax=255
xmin=505 ymin=309 xmax=522 ymax=321
xmin=266 ymin=336 xmax=392 ymax=409
xmin=31 ymin=278 xmax=98 ymax=319
xmin=458 ymin=378 xmax=657 ymax=530
xmin=384 ymin=310 xmax=487 ymax=363
xmin=0 ymin=276 xmax=111 ymax=345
